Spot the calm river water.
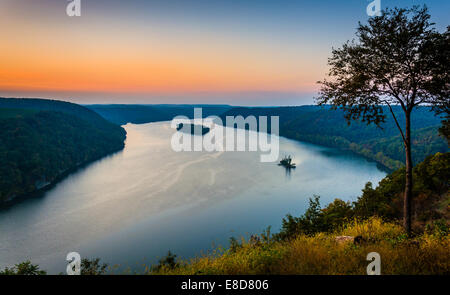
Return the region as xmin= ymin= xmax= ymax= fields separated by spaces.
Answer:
xmin=0 ymin=122 xmax=386 ymax=273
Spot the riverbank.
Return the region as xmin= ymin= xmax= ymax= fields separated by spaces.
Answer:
xmin=0 ymin=122 xmax=386 ymax=273
xmin=150 ymin=152 xmax=449 ymax=275
xmin=86 ymin=104 xmax=448 ymax=172
xmin=0 ymin=147 xmax=125 ymax=209
xmin=2 ymin=152 xmax=448 ymax=275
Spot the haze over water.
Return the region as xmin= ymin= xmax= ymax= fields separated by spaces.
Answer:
xmin=0 ymin=122 xmax=386 ymax=273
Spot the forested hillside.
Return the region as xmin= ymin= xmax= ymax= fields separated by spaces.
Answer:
xmin=87 ymin=104 xmax=232 ymax=125
xmin=0 ymin=98 xmax=126 ymax=204
xmin=87 ymin=104 xmax=447 ymax=171
xmin=0 ymin=98 xmax=112 ymax=127
xmin=221 ymin=106 xmax=448 ymax=170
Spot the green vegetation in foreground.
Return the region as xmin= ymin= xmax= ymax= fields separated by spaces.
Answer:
xmin=150 ymin=152 xmax=449 ymax=275
xmin=0 ymin=258 xmax=109 ymax=275
xmin=0 ymin=98 xmax=127 ymax=204
xmin=150 ymin=217 xmax=449 ymax=275
xmin=2 ymin=153 xmax=447 ymax=275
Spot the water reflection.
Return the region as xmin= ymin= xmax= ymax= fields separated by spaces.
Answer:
xmin=0 ymin=122 xmax=386 ymax=273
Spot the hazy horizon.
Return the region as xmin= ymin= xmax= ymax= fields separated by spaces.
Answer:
xmin=0 ymin=91 xmax=317 ymax=106
xmin=1 ymin=0 xmax=449 ymax=105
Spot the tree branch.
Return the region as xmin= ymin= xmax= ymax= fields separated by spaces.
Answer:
xmin=384 ymin=100 xmax=407 ymax=145
xmin=384 ymin=79 xmax=408 ymax=112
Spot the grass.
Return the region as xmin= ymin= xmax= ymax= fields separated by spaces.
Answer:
xmin=149 ymin=217 xmax=449 ymax=275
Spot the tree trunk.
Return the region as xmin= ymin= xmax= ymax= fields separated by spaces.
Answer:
xmin=404 ymin=110 xmax=413 ymax=236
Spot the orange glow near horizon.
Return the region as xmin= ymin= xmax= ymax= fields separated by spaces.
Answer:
xmin=2 ymin=0 xmax=449 ymax=105
xmin=0 ymin=0 xmax=335 ymax=103
xmin=0 ymin=34 xmax=322 ymax=94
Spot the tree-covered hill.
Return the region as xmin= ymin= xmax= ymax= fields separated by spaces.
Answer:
xmin=221 ymin=106 xmax=448 ymax=170
xmin=0 ymin=98 xmax=112 ymax=127
xmin=0 ymin=98 xmax=126 ymax=204
xmin=86 ymin=103 xmax=447 ymax=171
xmin=86 ymin=104 xmax=232 ymax=125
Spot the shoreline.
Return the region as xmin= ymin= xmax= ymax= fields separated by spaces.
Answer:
xmin=0 ymin=145 xmax=126 ymax=210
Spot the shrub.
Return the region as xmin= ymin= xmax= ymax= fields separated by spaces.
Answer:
xmin=0 ymin=261 xmax=46 ymax=275
xmin=80 ymin=258 xmax=108 ymax=275
xmin=152 ymin=251 xmax=179 ymax=272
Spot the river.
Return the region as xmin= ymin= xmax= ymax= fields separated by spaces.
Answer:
xmin=0 ymin=122 xmax=386 ymax=274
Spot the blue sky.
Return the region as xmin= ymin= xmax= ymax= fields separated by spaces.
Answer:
xmin=0 ymin=0 xmax=448 ymax=105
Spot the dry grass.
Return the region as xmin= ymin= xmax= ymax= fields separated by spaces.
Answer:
xmin=150 ymin=217 xmax=450 ymax=275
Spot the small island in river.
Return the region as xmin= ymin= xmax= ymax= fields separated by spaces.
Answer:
xmin=177 ymin=123 xmax=210 ymax=135
xmin=279 ymin=155 xmax=296 ymax=168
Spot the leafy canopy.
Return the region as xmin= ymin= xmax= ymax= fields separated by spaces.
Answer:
xmin=317 ymin=6 xmax=449 ymax=133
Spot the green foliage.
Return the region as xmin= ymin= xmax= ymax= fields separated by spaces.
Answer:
xmin=0 ymin=261 xmax=46 ymax=275
xmin=439 ymin=119 xmax=450 ymax=144
xmin=221 ymin=106 xmax=448 ymax=171
xmin=2 ymin=258 xmax=109 ymax=275
xmin=0 ymin=103 xmax=126 ymax=203
xmin=87 ymin=104 xmax=232 ymax=125
xmin=322 ymin=198 xmax=354 ymax=228
xmin=355 ymin=152 xmax=449 ymax=227
xmin=0 ymin=108 xmax=37 ymax=119
xmin=229 ymin=237 xmax=242 ymax=254
xmin=153 ymin=218 xmax=450 ymax=275
xmin=80 ymin=258 xmax=109 ymax=275
xmin=275 ymin=196 xmax=353 ymax=240
xmin=152 ymin=251 xmax=179 ymax=272
xmin=316 ymin=6 xmax=448 ymax=124
xmin=2 ymin=153 xmax=448 ymax=275
xmin=0 ymin=98 xmax=115 ymax=126
xmin=425 ymin=220 xmax=450 ymax=238
xmin=276 ymin=152 xmax=449 ymax=240
xmin=89 ymin=103 xmax=447 ymax=171
xmin=353 ymin=182 xmax=398 ymax=219
xmin=260 ymin=226 xmax=273 ymax=244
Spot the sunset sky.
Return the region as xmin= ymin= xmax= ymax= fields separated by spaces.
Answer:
xmin=1 ymin=0 xmax=449 ymax=105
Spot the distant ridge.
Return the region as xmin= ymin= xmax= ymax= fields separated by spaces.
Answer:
xmin=85 ymin=103 xmax=448 ymax=170
xmin=0 ymin=97 xmax=112 ymax=127
xmin=86 ymin=104 xmax=233 ymax=125
xmin=220 ymin=105 xmax=448 ymax=170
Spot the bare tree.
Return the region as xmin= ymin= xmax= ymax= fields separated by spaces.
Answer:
xmin=316 ymin=6 xmax=449 ymax=235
